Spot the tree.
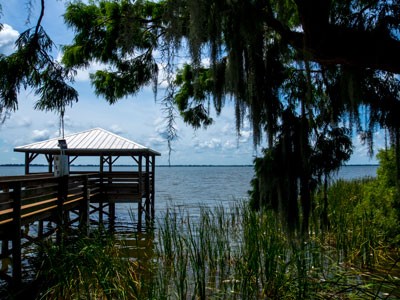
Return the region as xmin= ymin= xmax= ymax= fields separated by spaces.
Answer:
xmin=0 ymin=0 xmax=78 ymax=125
xmin=2 ymin=0 xmax=400 ymax=230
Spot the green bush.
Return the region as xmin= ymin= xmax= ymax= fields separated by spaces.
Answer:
xmin=318 ymin=148 xmax=400 ymax=268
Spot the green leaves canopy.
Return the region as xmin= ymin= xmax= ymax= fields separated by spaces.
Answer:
xmin=62 ymin=0 xmax=160 ymax=104
xmin=2 ymin=0 xmax=400 ymax=229
xmin=42 ymin=0 xmax=400 ymax=229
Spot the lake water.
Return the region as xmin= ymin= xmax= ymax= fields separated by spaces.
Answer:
xmin=0 ymin=165 xmax=378 ymax=226
xmin=0 ymin=164 xmax=381 ymax=286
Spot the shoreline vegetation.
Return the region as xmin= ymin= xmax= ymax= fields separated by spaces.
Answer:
xmin=1 ymin=153 xmax=397 ymax=298
xmin=12 ymin=193 xmax=400 ymax=299
xmin=3 ymin=157 xmax=399 ymax=299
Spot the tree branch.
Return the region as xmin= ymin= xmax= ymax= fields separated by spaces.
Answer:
xmin=34 ymin=0 xmax=45 ymax=36
xmin=266 ymin=1 xmax=400 ymax=74
xmin=301 ymin=24 xmax=400 ymax=74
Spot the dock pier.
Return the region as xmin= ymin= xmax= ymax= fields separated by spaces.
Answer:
xmin=0 ymin=128 xmax=160 ymax=285
xmin=0 ymin=170 xmax=155 ymax=284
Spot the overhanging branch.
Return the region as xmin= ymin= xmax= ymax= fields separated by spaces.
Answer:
xmin=265 ymin=4 xmax=400 ymax=74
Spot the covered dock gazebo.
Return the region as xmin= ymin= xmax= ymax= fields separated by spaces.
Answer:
xmin=14 ymin=127 xmax=160 ymax=175
xmin=13 ymin=127 xmax=161 ymax=226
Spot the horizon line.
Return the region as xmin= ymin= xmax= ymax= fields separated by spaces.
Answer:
xmin=0 ymin=163 xmax=379 ymax=167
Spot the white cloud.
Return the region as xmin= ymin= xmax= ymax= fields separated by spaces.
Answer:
xmin=223 ymin=140 xmax=237 ymax=150
xmin=238 ymin=130 xmax=251 ymax=143
xmin=4 ymin=116 xmax=32 ymax=128
xmin=0 ymin=24 xmax=19 ymax=55
xmin=148 ymin=135 xmax=165 ymax=145
xmin=152 ymin=116 xmax=181 ymax=141
xmin=74 ymin=61 xmax=107 ymax=82
xmin=109 ymin=124 xmax=124 ymax=135
xmin=195 ymin=138 xmax=222 ymax=149
xmin=201 ymin=57 xmax=211 ymax=67
xmin=221 ymin=123 xmax=234 ymax=134
xmin=32 ymin=129 xmax=51 ymax=142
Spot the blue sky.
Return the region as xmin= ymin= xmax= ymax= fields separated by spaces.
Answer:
xmin=0 ymin=1 xmax=381 ymax=165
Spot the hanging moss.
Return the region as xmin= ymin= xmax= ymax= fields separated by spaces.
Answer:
xmin=4 ymin=0 xmax=397 ymax=231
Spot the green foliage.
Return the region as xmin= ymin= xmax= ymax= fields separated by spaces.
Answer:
xmin=376 ymin=148 xmax=398 ymax=188
xmin=0 ymin=1 xmax=78 ymax=119
xmin=319 ymin=175 xmax=400 ymax=270
xmin=36 ymin=232 xmax=141 ymax=299
xmin=62 ymin=0 xmax=161 ymax=104
xmin=249 ymin=118 xmax=353 ymax=230
xmin=316 ymin=148 xmax=400 ymax=267
xmin=174 ymin=64 xmax=214 ymax=128
xmin=151 ymin=203 xmax=400 ymax=299
xmin=29 ymin=199 xmax=400 ymax=299
xmin=3 ymin=0 xmax=400 ymax=234
xmin=312 ymin=128 xmax=353 ymax=178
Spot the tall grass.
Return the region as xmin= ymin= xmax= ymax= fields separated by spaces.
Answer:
xmin=34 ymin=231 xmax=142 ymax=299
xmin=30 ymin=178 xmax=400 ymax=299
xmin=151 ymin=201 xmax=400 ymax=299
xmin=154 ymin=204 xmax=288 ymax=299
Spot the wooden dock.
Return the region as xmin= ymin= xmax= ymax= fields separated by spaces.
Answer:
xmin=0 ymin=171 xmax=155 ymax=285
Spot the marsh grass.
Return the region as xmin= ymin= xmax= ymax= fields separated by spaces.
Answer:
xmin=34 ymin=230 xmax=142 ymax=299
xmin=32 ymin=177 xmax=400 ymax=299
xmin=150 ymin=201 xmax=400 ymax=299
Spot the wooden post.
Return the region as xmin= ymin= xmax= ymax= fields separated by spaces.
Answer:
xmin=100 ymin=155 xmax=104 ymax=173
xmin=56 ymin=176 xmax=68 ymax=244
xmin=145 ymin=154 xmax=150 ymax=223
xmin=109 ymin=202 xmax=115 ymax=232
xmin=107 ymin=156 xmax=114 ymax=230
xmin=11 ymin=182 xmax=22 ymax=285
xmin=99 ymin=157 xmax=108 ymax=225
xmin=99 ymin=156 xmax=104 ymax=225
xmin=46 ymin=154 xmax=53 ymax=173
xmin=151 ymin=155 xmax=156 ymax=220
xmin=24 ymin=153 xmax=30 ymax=175
xmin=138 ymin=155 xmax=143 ymax=230
xmin=79 ymin=175 xmax=90 ymax=234
xmin=38 ymin=220 xmax=43 ymax=239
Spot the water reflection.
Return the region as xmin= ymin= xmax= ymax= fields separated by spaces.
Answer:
xmin=117 ymin=231 xmax=154 ymax=262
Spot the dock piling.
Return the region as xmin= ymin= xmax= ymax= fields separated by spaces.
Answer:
xmin=11 ymin=182 xmax=22 ymax=285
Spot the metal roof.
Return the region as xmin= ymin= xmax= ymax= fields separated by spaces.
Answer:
xmin=14 ymin=128 xmax=161 ymax=156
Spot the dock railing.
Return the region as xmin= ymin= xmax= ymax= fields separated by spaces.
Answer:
xmin=0 ymin=174 xmax=99 ymax=227
xmin=0 ymin=171 xmax=154 ymax=284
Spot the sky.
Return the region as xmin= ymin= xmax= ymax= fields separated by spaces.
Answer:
xmin=0 ymin=1 xmax=382 ymax=166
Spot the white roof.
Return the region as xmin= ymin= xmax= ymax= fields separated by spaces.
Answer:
xmin=14 ymin=128 xmax=160 ymax=156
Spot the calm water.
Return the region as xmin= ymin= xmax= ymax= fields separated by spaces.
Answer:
xmin=0 ymin=164 xmax=380 ymax=284
xmin=0 ymin=165 xmax=378 ymax=225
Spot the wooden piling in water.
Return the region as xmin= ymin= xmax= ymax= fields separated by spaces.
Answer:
xmin=11 ymin=182 xmax=22 ymax=285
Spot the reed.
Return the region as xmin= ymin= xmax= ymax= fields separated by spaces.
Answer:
xmin=151 ymin=200 xmax=400 ymax=299
xmin=32 ymin=175 xmax=400 ymax=299
xmin=34 ymin=230 xmax=141 ymax=299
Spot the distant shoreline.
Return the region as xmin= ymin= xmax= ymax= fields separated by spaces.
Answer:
xmin=0 ymin=164 xmax=379 ymax=167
